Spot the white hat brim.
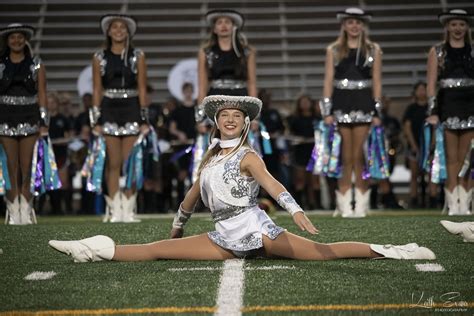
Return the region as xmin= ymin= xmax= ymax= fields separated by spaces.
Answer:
xmin=0 ymin=25 xmax=34 ymax=40
xmin=100 ymin=15 xmax=137 ymax=37
xmin=438 ymin=14 xmax=474 ymax=25
xmin=337 ymin=13 xmax=372 ymax=23
xmin=203 ymin=95 xmax=262 ymax=121
xmin=206 ymin=12 xmax=244 ymax=28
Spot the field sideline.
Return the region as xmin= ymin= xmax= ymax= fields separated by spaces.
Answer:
xmin=0 ymin=211 xmax=472 ymax=315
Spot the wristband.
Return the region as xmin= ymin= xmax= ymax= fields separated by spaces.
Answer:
xmin=427 ymin=96 xmax=437 ymax=116
xmin=39 ymin=106 xmax=49 ymax=127
xmin=319 ymin=98 xmax=332 ymax=117
xmin=140 ymin=107 xmax=149 ymax=124
xmin=374 ymin=98 xmax=384 ymax=118
xmin=172 ymin=203 xmax=193 ymax=229
xmin=276 ymin=191 xmax=304 ymax=216
xmin=89 ymin=105 xmax=101 ymax=128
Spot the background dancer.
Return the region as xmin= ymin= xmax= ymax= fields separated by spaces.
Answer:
xmin=320 ymin=8 xmax=383 ymax=218
xmin=426 ymin=9 xmax=474 ymax=215
xmin=0 ymin=23 xmax=47 ymax=225
xmin=90 ymin=14 xmax=149 ymax=222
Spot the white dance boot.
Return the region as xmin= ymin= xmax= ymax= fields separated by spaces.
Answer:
xmin=19 ymin=195 xmax=37 ymax=225
xmin=370 ymin=243 xmax=436 ymax=260
xmin=334 ymin=190 xmax=353 ymax=218
xmin=444 ymin=187 xmax=460 ymax=216
xmin=122 ymin=192 xmax=141 ymax=223
xmin=104 ymin=192 xmax=122 ymax=223
xmin=49 ymin=235 xmax=115 ymax=263
xmin=457 ymin=186 xmax=472 ymax=215
xmin=440 ymin=220 xmax=474 ymax=243
xmin=5 ymin=196 xmax=20 ymax=225
xmin=354 ymin=188 xmax=370 ymax=218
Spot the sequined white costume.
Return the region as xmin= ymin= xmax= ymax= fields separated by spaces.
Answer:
xmin=200 ymin=146 xmax=285 ymax=256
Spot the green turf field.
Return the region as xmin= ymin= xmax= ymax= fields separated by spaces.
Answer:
xmin=0 ymin=211 xmax=473 ymax=315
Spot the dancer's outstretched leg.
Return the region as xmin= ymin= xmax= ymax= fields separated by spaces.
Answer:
xmin=49 ymin=233 xmax=236 ymax=262
xmin=113 ymin=234 xmax=235 ymax=261
xmin=262 ymin=232 xmax=436 ymax=260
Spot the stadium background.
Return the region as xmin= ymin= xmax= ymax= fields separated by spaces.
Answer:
xmin=2 ymin=0 xmax=474 ymax=111
xmin=1 ymin=0 xmax=474 ymax=208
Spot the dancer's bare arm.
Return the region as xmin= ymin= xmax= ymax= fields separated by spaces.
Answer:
xmin=241 ymin=152 xmax=318 ymax=234
xmin=371 ymin=44 xmax=382 ymax=126
xmin=246 ymin=47 xmax=257 ymax=97
xmin=322 ymin=46 xmax=335 ymax=125
xmin=197 ymin=48 xmax=208 ymax=105
xmin=426 ymin=46 xmax=439 ymax=125
xmin=181 ymin=180 xmax=201 ymax=211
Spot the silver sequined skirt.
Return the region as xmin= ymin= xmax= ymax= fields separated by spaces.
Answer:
xmin=101 ymin=96 xmax=141 ymax=136
xmin=0 ymin=102 xmax=40 ymax=136
xmin=207 ymin=206 xmax=286 ymax=257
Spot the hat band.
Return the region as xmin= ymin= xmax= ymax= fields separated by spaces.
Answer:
xmin=103 ymin=88 xmax=138 ymax=99
xmin=439 ymin=78 xmax=474 ymax=89
xmin=333 ymin=79 xmax=372 ymax=90
xmin=0 ymin=95 xmax=37 ymax=105
xmin=210 ymin=79 xmax=246 ymax=90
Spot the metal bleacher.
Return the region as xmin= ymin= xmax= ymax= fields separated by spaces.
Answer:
xmin=1 ymin=0 xmax=474 ymax=106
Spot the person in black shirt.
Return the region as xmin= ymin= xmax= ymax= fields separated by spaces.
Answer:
xmin=72 ymin=93 xmax=95 ymax=214
xmin=74 ymin=93 xmax=92 ymax=138
xmin=288 ymin=95 xmax=322 ymax=209
xmin=403 ymin=82 xmax=429 ymax=208
xmin=169 ymin=83 xmax=197 ymax=141
xmin=38 ymin=92 xmax=71 ymax=215
xmin=142 ymin=85 xmax=169 ymax=213
xmin=0 ymin=23 xmax=47 ymax=225
xmin=169 ymin=83 xmax=197 ymax=208
xmin=370 ymin=96 xmax=403 ymax=209
xmin=258 ymin=89 xmax=286 ymax=183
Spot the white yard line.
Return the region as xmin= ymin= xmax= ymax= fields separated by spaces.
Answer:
xmin=24 ymin=271 xmax=57 ymax=280
xmin=415 ymin=263 xmax=445 ymax=272
xmin=214 ymin=259 xmax=245 ymax=316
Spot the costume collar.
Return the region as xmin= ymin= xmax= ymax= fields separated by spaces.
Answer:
xmin=208 ymin=137 xmax=240 ymax=150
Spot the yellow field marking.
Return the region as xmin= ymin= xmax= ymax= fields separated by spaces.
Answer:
xmin=242 ymin=302 xmax=474 ymax=312
xmin=2 ymin=302 xmax=473 ymax=315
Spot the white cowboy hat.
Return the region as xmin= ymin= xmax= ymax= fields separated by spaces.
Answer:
xmin=336 ymin=7 xmax=372 ymax=23
xmin=0 ymin=23 xmax=35 ymax=40
xmin=438 ymin=9 xmax=474 ymax=25
xmin=100 ymin=14 xmax=137 ymax=37
xmin=205 ymin=9 xmax=244 ymax=29
xmin=203 ymin=95 xmax=262 ymax=121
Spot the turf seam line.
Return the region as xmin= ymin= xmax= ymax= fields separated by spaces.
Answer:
xmin=214 ymin=259 xmax=245 ymax=316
